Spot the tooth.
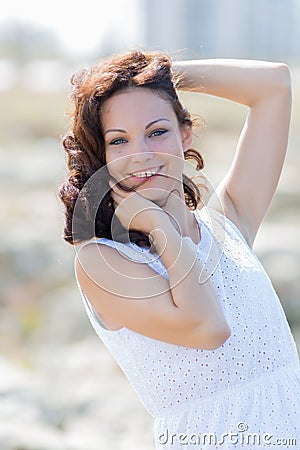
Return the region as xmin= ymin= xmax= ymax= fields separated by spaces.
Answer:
xmin=132 ymin=167 xmax=159 ymax=177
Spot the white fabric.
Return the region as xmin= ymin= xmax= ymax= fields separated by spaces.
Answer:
xmin=76 ymin=209 xmax=300 ymax=449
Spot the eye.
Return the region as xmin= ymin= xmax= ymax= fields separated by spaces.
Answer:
xmin=149 ymin=129 xmax=168 ymax=138
xmin=109 ymin=137 xmax=127 ymax=146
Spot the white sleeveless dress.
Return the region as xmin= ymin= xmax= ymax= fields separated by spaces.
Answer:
xmin=75 ymin=208 xmax=300 ymax=449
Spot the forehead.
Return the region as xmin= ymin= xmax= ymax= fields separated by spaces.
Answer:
xmin=101 ymin=88 xmax=176 ymax=128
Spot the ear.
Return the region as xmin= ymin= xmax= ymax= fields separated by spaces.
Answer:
xmin=181 ymin=125 xmax=193 ymax=151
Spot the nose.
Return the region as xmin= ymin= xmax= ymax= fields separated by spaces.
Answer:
xmin=130 ymin=138 xmax=154 ymax=164
xmin=131 ymin=151 xmax=154 ymax=164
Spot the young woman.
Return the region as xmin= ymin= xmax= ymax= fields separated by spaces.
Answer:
xmin=59 ymin=51 xmax=300 ymax=448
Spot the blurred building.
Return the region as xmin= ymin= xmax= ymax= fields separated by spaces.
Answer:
xmin=141 ymin=0 xmax=300 ymax=61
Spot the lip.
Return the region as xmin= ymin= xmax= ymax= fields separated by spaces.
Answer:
xmin=128 ymin=165 xmax=164 ymax=179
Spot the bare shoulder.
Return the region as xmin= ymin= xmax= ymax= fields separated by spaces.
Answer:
xmin=75 ymin=241 xmax=173 ymax=334
xmin=75 ymin=241 xmax=169 ymax=298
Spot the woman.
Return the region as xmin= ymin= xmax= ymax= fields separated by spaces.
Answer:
xmin=59 ymin=51 xmax=300 ymax=448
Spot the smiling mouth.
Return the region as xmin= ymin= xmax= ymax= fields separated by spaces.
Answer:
xmin=130 ymin=166 xmax=162 ymax=179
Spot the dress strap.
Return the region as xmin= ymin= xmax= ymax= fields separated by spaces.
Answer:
xmin=76 ymin=237 xmax=169 ymax=279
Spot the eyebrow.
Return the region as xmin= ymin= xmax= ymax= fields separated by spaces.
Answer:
xmin=104 ymin=118 xmax=170 ymax=135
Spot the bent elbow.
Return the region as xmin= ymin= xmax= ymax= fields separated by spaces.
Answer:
xmin=275 ymin=63 xmax=292 ymax=94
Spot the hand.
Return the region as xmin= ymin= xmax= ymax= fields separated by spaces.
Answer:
xmin=109 ymin=181 xmax=170 ymax=235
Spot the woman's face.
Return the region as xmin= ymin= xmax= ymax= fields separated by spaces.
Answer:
xmin=101 ymin=87 xmax=193 ymax=203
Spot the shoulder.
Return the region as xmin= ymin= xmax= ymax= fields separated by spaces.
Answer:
xmin=75 ymin=239 xmax=140 ymax=280
xmin=75 ymin=239 xmax=169 ymax=297
xmin=75 ymin=239 xmax=113 ymax=272
xmin=75 ymin=239 xmax=117 ymax=265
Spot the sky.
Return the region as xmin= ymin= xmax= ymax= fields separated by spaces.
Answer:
xmin=0 ymin=0 xmax=141 ymax=56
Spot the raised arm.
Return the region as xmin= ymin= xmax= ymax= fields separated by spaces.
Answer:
xmin=173 ymin=59 xmax=292 ymax=246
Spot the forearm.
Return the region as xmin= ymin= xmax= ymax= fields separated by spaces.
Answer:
xmin=150 ymin=223 xmax=228 ymax=332
xmin=173 ymin=59 xmax=291 ymax=107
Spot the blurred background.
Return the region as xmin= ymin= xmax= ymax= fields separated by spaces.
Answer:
xmin=0 ymin=0 xmax=299 ymax=449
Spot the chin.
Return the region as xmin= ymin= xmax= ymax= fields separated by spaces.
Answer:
xmin=137 ymin=186 xmax=175 ymax=206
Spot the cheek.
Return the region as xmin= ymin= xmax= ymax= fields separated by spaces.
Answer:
xmin=105 ymin=155 xmax=129 ymax=182
xmin=107 ymin=165 xmax=121 ymax=181
xmin=160 ymin=141 xmax=185 ymax=166
xmin=105 ymin=154 xmax=119 ymax=177
xmin=105 ymin=147 xmax=120 ymax=167
xmin=155 ymin=135 xmax=184 ymax=156
xmin=160 ymin=151 xmax=185 ymax=179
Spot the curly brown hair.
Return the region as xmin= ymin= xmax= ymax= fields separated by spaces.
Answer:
xmin=58 ymin=50 xmax=205 ymax=247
